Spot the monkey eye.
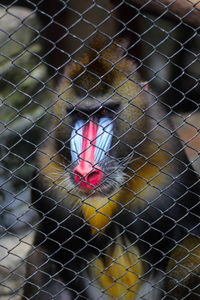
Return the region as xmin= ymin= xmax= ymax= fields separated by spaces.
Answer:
xmin=100 ymin=109 xmax=107 ymax=116
xmin=77 ymin=111 xmax=84 ymax=118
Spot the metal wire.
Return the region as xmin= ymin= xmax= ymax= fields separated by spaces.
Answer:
xmin=0 ymin=1 xmax=200 ymax=299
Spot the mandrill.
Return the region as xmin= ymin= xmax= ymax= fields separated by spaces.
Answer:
xmin=22 ymin=37 xmax=200 ymax=300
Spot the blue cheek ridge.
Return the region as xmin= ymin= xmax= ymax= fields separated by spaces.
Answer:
xmin=70 ymin=118 xmax=113 ymax=164
xmin=70 ymin=120 xmax=83 ymax=163
xmin=95 ymin=117 xmax=113 ymax=163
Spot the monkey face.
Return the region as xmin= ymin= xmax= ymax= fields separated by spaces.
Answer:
xmin=51 ymin=90 xmax=148 ymax=200
xmin=64 ymin=102 xmax=127 ymax=197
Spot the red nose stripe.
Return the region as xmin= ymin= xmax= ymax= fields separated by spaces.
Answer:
xmin=80 ymin=120 xmax=97 ymax=167
xmin=73 ymin=120 xmax=103 ymax=189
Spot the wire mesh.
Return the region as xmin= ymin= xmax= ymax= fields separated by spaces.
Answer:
xmin=0 ymin=1 xmax=200 ymax=299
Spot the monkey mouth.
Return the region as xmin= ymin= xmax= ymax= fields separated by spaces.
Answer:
xmin=79 ymin=186 xmax=96 ymax=196
xmin=77 ymin=178 xmax=119 ymax=197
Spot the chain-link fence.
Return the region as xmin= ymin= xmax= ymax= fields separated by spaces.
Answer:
xmin=0 ymin=1 xmax=200 ymax=299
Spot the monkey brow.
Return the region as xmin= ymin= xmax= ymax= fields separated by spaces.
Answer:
xmin=66 ymin=100 xmax=120 ymax=116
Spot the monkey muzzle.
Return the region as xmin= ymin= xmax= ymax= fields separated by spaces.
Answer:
xmin=74 ymin=163 xmax=103 ymax=190
xmin=71 ymin=117 xmax=113 ymax=191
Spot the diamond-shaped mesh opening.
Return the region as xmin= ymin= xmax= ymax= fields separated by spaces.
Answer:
xmin=0 ymin=1 xmax=200 ymax=299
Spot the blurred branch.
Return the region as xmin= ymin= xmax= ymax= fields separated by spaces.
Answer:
xmin=111 ymin=0 xmax=200 ymax=28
